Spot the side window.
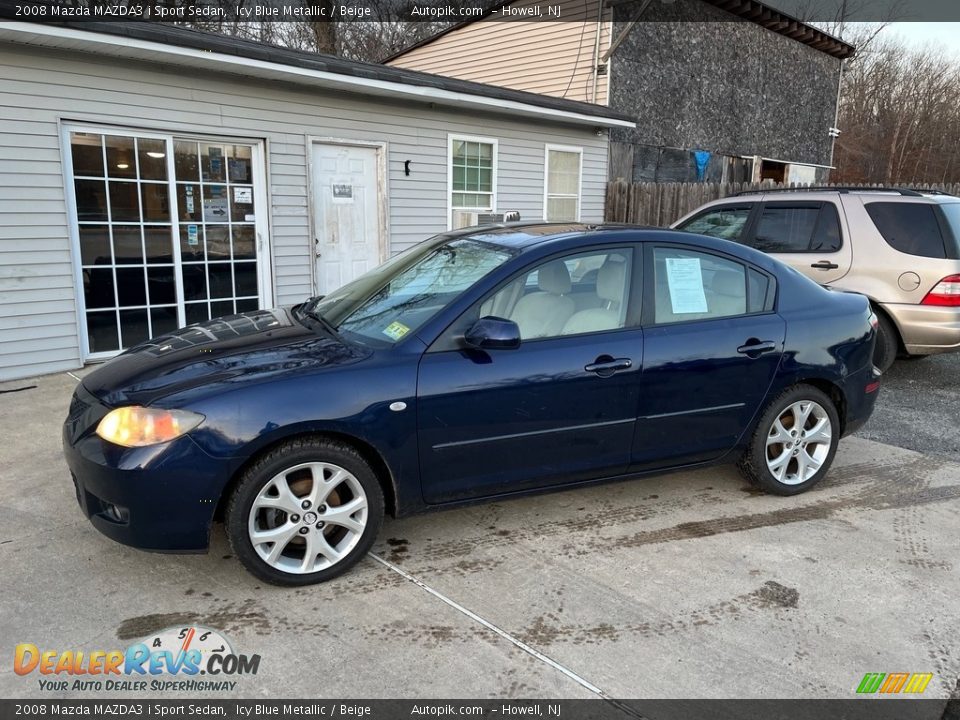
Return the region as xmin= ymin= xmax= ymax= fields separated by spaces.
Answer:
xmin=811 ymin=203 xmax=843 ymax=252
xmin=752 ymin=202 xmax=843 ymax=254
xmin=865 ymin=202 xmax=947 ymax=259
xmin=752 ymin=205 xmax=820 ymax=253
xmin=748 ymin=268 xmax=774 ymax=314
xmin=677 ymin=206 xmax=752 ymax=241
xmin=653 ymin=247 xmax=758 ymax=324
xmin=478 ymin=248 xmax=634 ymax=340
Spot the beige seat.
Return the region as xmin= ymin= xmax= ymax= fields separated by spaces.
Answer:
xmin=561 ymin=259 xmax=628 ymax=335
xmin=709 ymin=269 xmax=746 ymax=317
xmin=510 ymin=261 xmax=575 ymax=338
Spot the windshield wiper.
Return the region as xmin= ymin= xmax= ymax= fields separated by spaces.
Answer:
xmin=298 ymin=304 xmax=343 ymax=340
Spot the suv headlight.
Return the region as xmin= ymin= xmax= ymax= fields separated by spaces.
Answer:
xmin=95 ymin=406 xmax=204 ymax=447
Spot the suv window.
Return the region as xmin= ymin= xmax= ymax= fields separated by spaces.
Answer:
xmin=751 ymin=203 xmax=842 ymax=254
xmin=865 ymin=202 xmax=947 ymax=259
xmin=676 ymin=206 xmax=751 ymax=241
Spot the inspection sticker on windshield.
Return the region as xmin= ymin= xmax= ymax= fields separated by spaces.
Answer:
xmin=665 ymin=257 xmax=708 ymax=313
xmin=382 ymin=321 xmax=410 ymax=341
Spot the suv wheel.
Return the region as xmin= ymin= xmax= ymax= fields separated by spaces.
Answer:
xmin=872 ymin=310 xmax=898 ymax=373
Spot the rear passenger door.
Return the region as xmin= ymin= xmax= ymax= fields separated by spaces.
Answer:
xmin=631 ymin=245 xmax=785 ymax=471
xmin=744 ymin=201 xmax=851 ymax=283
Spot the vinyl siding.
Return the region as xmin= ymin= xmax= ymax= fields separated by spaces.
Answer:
xmin=387 ymin=0 xmax=612 ymax=105
xmin=0 ymin=42 xmax=608 ymax=381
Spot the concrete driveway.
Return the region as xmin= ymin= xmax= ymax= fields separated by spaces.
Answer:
xmin=1 ymin=357 xmax=958 ymax=701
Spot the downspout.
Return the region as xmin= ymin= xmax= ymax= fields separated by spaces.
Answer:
xmin=590 ymin=0 xmax=604 ymax=103
xmin=828 ymin=57 xmax=844 ymax=174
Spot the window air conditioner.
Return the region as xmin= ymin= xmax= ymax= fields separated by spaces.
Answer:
xmin=452 ymin=210 xmax=521 ymax=229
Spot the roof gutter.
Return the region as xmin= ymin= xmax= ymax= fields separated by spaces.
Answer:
xmin=0 ymin=23 xmax=636 ymax=129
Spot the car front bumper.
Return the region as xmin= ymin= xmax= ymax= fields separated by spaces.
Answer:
xmin=882 ymin=302 xmax=960 ymax=355
xmin=62 ymin=386 xmax=231 ymax=553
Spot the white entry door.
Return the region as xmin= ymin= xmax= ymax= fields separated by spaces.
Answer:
xmin=311 ymin=142 xmax=384 ymax=296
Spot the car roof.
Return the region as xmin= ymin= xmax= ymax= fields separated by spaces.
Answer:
xmin=441 ymin=222 xmax=782 ymax=272
xmin=706 ymin=188 xmax=959 ymax=204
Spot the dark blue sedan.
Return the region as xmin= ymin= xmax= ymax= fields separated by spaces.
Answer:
xmin=63 ymin=225 xmax=880 ymax=585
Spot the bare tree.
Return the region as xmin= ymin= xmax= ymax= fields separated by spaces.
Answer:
xmin=833 ymin=33 xmax=960 ymax=184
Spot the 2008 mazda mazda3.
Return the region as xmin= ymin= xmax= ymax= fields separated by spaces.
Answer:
xmin=64 ymin=224 xmax=880 ymax=585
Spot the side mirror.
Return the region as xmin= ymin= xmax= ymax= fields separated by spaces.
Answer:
xmin=464 ymin=316 xmax=521 ymax=350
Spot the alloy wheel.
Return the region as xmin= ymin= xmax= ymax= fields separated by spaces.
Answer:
xmin=247 ymin=462 xmax=368 ymax=574
xmin=765 ymin=400 xmax=833 ymax=485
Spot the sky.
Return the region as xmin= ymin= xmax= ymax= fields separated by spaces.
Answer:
xmin=887 ymin=21 xmax=960 ymax=51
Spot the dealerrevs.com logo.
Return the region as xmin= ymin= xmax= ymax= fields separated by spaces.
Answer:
xmin=14 ymin=626 xmax=260 ymax=693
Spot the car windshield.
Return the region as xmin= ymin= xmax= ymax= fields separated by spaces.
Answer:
xmin=304 ymin=236 xmax=516 ymax=345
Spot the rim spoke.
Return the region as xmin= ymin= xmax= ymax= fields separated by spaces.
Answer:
xmin=768 ymin=449 xmax=791 ymax=480
xmin=805 ymin=418 xmax=832 ymax=446
xmin=767 ymin=418 xmax=791 ymax=446
xmin=299 ymin=533 xmax=318 ymax=573
xmin=794 ymin=402 xmax=813 ymax=430
xmin=309 ymin=464 xmax=348 ymax=505
xmin=253 ymin=525 xmax=298 ymax=564
xmin=256 ymin=474 xmax=301 ymax=513
xmin=794 ymin=450 xmax=808 ymax=481
xmin=801 ymin=448 xmax=823 ymax=475
xmin=316 ymin=534 xmax=343 ymax=564
xmin=323 ymin=497 xmax=367 ymax=534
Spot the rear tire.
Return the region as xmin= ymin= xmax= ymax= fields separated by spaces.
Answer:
xmin=226 ymin=437 xmax=384 ymax=586
xmin=738 ymin=385 xmax=840 ymax=496
xmin=873 ymin=310 xmax=898 ymax=373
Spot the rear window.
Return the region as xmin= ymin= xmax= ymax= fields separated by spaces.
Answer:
xmin=865 ymin=202 xmax=946 ymax=259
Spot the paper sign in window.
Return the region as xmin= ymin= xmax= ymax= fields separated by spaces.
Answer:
xmin=665 ymin=257 xmax=708 ymax=314
xmin=233 ymin=187 xmax=252 ymax=204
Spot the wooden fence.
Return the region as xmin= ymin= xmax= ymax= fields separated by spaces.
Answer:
xmin=604 ymin=181 xmax=960 ymax=227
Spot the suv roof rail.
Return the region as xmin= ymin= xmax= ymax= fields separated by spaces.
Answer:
xmin=735 ymin=186 xmax=926 ymax=197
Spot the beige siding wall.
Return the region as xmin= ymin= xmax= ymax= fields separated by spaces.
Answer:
xmin=0 ymin=43 xmax=608 ymax=381
xmin=388 ymin=0 xmax=611 ymax=105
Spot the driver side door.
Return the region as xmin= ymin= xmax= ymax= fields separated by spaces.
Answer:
xmin=416 ymin=246 xmax=643 ymax=504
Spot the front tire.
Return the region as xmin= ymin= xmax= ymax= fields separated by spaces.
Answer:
xmin=738 ymin=385 xmax=840 ymax=496
xmin=226 ymin=437 xmax=384 ymax=586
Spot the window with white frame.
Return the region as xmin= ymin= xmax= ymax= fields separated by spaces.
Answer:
xmin=450 ymin=136 xmax=496 ymax=229
xmin=545 ymin=146 xmax=582 ymax=222
xmin=66 ymin=126 xmax=269 ymax=358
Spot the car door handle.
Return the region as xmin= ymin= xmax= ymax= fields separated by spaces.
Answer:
xmin=584 ymin=357 xmax=632 ymax=376
xmin=737 ymin=340 xmax=777 ymax=357
xmin=810 ymin=260 xmax=839 ymax=270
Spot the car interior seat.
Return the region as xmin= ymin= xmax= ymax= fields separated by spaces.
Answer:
xmin=561 ymin=258 xmax=628 ymax=335
xmin=709 ymin=269 xmax=746 ymax=317
xmin=509 ymin=261 xmax=575 ymax=338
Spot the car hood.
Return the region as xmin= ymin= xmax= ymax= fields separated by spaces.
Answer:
xmin=81 ymin=307 xmax=370 ymax=407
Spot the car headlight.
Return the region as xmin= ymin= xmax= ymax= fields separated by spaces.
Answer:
xmin=95 ymin=406 xmax=204 ymax=447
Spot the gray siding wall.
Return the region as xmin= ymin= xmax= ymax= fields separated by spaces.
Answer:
xmin=609 ymin=0 xmax=841 ymax=167
xmin=0 ymin=43 xmax=608 ymax=382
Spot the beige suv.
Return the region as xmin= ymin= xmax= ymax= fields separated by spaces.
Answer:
xmin=672 ymin=187 xmax=960 ymax=371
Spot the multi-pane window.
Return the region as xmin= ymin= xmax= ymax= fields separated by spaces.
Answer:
xmin=545 ymin=147 xmax=582 ymax=222
xmin=71 ymin=132 xmax=178 ymax=354
xmin=173 ymin=141 xmax=260 ymax=325
xmin=68 ymin=129 xmax=264 ymax=357
xmin=450 ymin=137 xmax=495 ymax=227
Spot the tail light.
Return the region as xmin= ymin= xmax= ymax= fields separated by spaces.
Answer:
xmin=921 ymin=275 xmax=960 ymax=306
